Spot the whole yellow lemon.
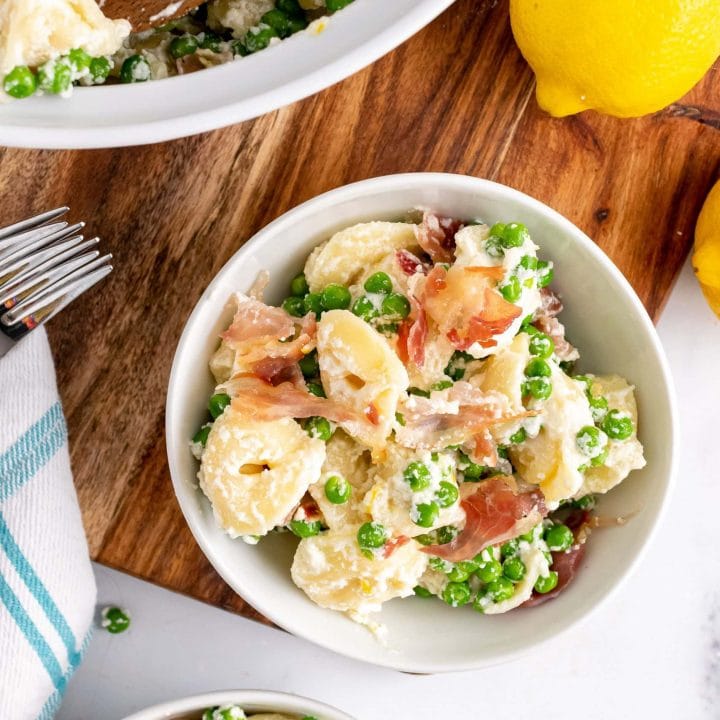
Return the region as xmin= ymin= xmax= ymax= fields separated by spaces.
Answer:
xmin=510 ymin=0 xmax=720 ymax=117
xmin=693 ymin=180 xmax=720 ymax=319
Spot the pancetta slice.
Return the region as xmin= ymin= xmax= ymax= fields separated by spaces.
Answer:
xmin=415 ymin=211 xmax=462 ymax=264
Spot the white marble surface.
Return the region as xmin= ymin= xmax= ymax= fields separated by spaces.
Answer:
xmin=57 ymin=260 xmax=720 ymax=720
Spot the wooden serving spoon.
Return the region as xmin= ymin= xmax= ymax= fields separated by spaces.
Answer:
xmin=101 ymin=0 xmax=206 ymax=32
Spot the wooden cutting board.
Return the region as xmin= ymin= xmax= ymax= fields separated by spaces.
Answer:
xmin=0 ymin=0 xmax=717 ymax=624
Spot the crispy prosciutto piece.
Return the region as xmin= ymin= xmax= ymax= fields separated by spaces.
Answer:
xmin=533 ymin=288 xmax=578 ymax=362
xmin=522 ymin=508 xmax=590 ymax=608
xmin=406 ymin=293 xmax=428 ymax=367
xmin=396 ymin=381 xmax=536 ymax=455
xmin=221 ymin=292 xmax=296 ymax=348
xmin=522 ymin=543 xmax=586 ymax=608
xmin=396 ymin=249 xmax=429 ymax=277
xmin=415 ymin=211 xmax=463 ymax=264
xmin=424 ymin=265 xmax=521 ymax=352
xmin=223 ymin=374 xmax=358 ymax=424
xmin=422 ymin=477 xmax=547 ymax=562
xmin=384 ymin=535 xmax=411 ymax=558
xmin=221 ymin=293 xmax=317 ymax=384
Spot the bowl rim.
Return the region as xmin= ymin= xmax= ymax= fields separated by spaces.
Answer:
xmin=121 ymin=689 xmax=355 ymax=720
xmin=166 ymin=172 xmax=678 ymax=672
xmin=0 ymin=0 xmax=455 ymax=150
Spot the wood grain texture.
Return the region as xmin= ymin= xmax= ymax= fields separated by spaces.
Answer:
xmin=103 ymin=0 xmax=204 ymax=31
xmin=0 ymin=0 xmax=717 ymax=621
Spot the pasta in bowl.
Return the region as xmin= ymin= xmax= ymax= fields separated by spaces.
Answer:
xmin=167 ymin=174 xmax=676 ymax=671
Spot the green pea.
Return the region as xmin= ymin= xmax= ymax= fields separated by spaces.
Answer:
xmin=442 ymin=580 xmax=472 ymax=607
xmin=519 ymin=255 xmax=538 ymax=271
xmin=444 ymin=560 xmax=474 ymax=583
xmin=89 ymin=56 xmax=112 ymax=83
xmin=307 ymin=381 xmax=325 ymax=398
xmin=381 ymin=292 xmax=411 ymax=319
xmin=68 ymin=48 xmax=92 ymax=73
xmin=522 ymin=376 xmax=553 ymax=400
xmin=502 ymin=556 xmax=526 ymax=582
xmin=497 ymin=445 xmax=509 ymax=459
xmin=537 ymin=260 xmax=553 ymax=288
xmin=559 ymin=359 xmax=575 ymax=374
xmin=231 ymin=39 xmax=249 ymax=56
xmin=286 ymin=15 xmax=309 ymax=32
xmin=377 ymin=322 xmax=399 ymax=335
xmin=321 ymin=283 xmax=351 ymax=310
xmin=509 ymin=427 xmax=527 ymax=444
xmin=38 ymin=61 xmax=72 ymax=95
xmin=485 ymin=235 xmax=504 ymax=259
xmin=475 ymin=559 xmax=502 ymax=583
xmin=519 ymin=526 xmax=537 ymax=542
xmin=324 ymin=475 xmax=351 ymax=504
xmin=483 ymin=577 xmax=515 ymax=603
xmin=192 ymin=424 xmax=212 ymax=447
xmin=414 ymin=502 xmax=440 ymax=528
xmin=364 ymin=271 xmax=393 ymax=294
xmin=289 ymin=272 xmax=309 ymax=297
xmin=326 ymin=0 xmax=354 ymax=10
xmin=403 ymin=461 xmax=431 ymax=491
xmin=572 ymin=494 xmax=596 ymax=510
xmin=357 ymin=521 xmax=386 ymax=550
xmin=435 ymin=481 xmax=459 ymax=508
xmin=120 ymin=54 xmax=151 ymax=83
xmin=500 ymin=276 xmax=522 ymax=303
xmin=529 ymin=332 xmax=554 ymax=358
xmin=414 ymin=585 xmax=433 ymax=598
xmin=303 ymin=292 xmax=323 ymax=315
xmin=298 ymin=350 xmax=319 ymax=377
xmin=261 ymin=8 xmax=294 ymax=37
xmin=436 ymin=525 xmax=459 ymax=544
xmin=277 ymin=0 xmax=304 ymax=15
xmin=525 ymin=358 xmax=552 ymax=377
xmin=305 ymin=416 xmax=333 ymax=441
xmin=282 ymin=296 xmax=305 ymax=317
xmin=534 ymin=571 xmax=559 ymax=594
xmin=414 ymin=532 xmax=435 ymax=546
xmin=590 ymin=446 xmax=609 ymax=467
xmin=576 ymin=425 xmax=607 ymax=456
xmin=501 ymin=539 xmax=519 ymax=559
xmin=244 ymin=25 xmax=279 ymax=53
xmin=290 ymin=519 xmax=322 ymax=538
xmin=544 ymin=523 xmax=574 ymax=552
xmin=501 ymin=222 xmax=530 ymax=249
xmin=602 ymin=409 xmax=634 ymax=440
xmin=352 ymin=295 xmax=379 ymax=321
xmin=208 ymin=393 xmax=231 ymax=419
xmin=4 ymin=66 xmax=38 ymax=99
xmin=395 ymin=411 xmax=406 ymax=426
xmin=589 ymin=394 xmax=609 ymax=423
xmin=459 ymin=452 xmax=486 ymax=480
xmin=102 ymin=606 xmax=130 ymax=634
xmin=199 ymin=32 xmax=223 ymax=52
xmin=445 ymin=350 xmax=472 ymax=381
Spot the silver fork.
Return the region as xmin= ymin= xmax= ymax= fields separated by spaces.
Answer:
xmin=0 ymin=207 xmax=112 ymax=357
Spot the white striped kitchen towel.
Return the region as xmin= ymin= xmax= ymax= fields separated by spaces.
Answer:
xmin=0 ymin=329 xmax=96 ymax=720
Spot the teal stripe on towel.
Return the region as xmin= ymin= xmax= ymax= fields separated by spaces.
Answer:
xmin=0 ymin=512 xmax=80 ymax=667
xmin=0 ymin=570 xmax=65 ymax=693
xmin=35 ymin=628 xmax=92 ymax=720
xmin=0 ymin=403 xmax=66 ymax=503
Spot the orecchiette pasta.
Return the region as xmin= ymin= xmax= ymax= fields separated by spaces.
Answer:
xmin=303 ymin=222 xmax=420 ymax=293
xmin=199 ymin=409 xmax=325 ymax=538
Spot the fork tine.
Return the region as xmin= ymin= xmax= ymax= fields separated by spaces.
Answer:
xmin=2 ymin=254 xmax=112 ymax=327
xmin=0 ymin=237 xmax=98 ymax=300
xmin=0 ymin=207 xmax=69 ymax=242
xmin=0 ymin=222 xmax=69 ymax=257
xmin=0 ymin=225 xmax=85 ymax=284
xmin=0 ymin=244 xmax=101 ymax=309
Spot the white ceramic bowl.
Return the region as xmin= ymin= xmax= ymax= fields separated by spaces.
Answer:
xmin=0 ymin=0 xmax=454 ymax=149
xmin=166 ymin=173 xmax=677 ymax=673
xmin=123 ymin=690 xmax=354 ymax=720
